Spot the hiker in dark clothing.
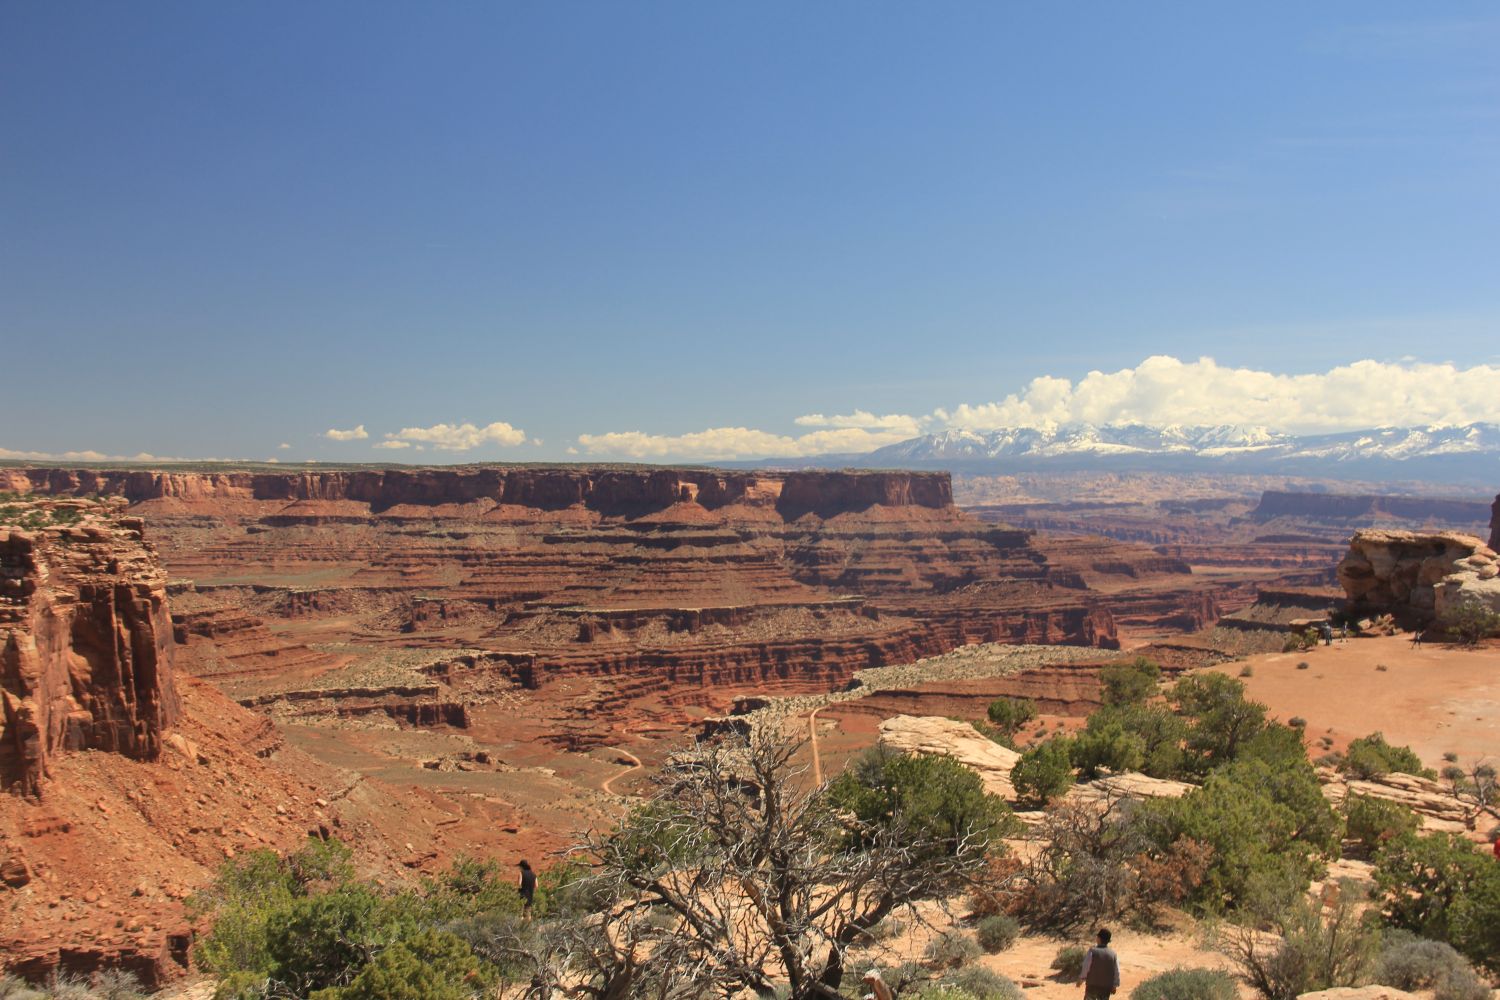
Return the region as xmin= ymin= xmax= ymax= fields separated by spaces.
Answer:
xmin=1078 ymin=928 xmax=1120 ymax=999
xmin=518 ymin=859 xmax=537 ymax=921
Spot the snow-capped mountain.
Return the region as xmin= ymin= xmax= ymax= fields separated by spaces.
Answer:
xmin=860 ymin=422 xmax=1500 ymax=480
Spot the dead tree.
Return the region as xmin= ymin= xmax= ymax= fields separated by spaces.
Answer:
xmin=555 ymin=728 xmax=1002 ymax=999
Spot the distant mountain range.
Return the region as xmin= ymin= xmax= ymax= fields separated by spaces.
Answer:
xmin=796 ymin=423 xmax=1500 ymax=482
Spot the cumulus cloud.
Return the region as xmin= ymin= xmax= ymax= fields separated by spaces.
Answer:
xmin=576 ymin=424 xmax=914 ymax=461
xmin=324 ymin=425 xmax=369 ymax=441
xmin=278 ymin=442 xmax=291 ymax=450
xmin=574 ymin=356 xmax=1500 ymax=461
xmin=793 ymin=410 xmax=923 ymax=436
xmin=383 ymin=421 xmax=526 ymax=451
xmin=932 ymin=356 xmax=1500 ymax=434
xmin=373 ymin=440 xmax=412 ymax=450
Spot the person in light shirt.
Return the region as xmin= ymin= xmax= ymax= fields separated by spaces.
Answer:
xmin=1078 ymin=928 xmax=1120 ymax=998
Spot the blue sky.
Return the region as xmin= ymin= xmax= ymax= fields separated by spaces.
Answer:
xmin=2 ymin=3 xmax=1498 ymax=462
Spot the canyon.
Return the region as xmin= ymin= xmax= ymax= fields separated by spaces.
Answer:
xmin=2 ymin=466 xmax=1497 ymax=985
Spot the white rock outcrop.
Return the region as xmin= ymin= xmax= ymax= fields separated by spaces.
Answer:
xmin=1337 ymin=529 xmax=1500 ymax=621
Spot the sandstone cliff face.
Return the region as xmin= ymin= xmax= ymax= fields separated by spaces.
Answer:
xmin=0 ymin=467 xmax=951 ymax=519
xmin=1336 ymin=529 xmax=1500 ymax=624
xmin=1491 ymin=492 xmax=1499 ymax=551
xmin=1 ymin=499 xmax=180 ymax=796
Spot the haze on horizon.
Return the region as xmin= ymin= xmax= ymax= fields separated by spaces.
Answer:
xmin=2 ymin=3 xmax=1498 ymax=464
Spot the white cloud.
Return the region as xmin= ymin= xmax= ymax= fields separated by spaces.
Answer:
xmin=324 ymin=425 xmax=369 ymax=441
xmin=373 ymin=440 xmax=412 ymax=450
xmin=383 ymin=421 xmax=526 ymax=451
xmin=576 ymin=424 xmax=913 ymax=461
xmin=932 ymin=356 xmax=1500 ymax=434
xmin=0 ymin=447 xmax=221 ymax=463
xmin=794 ymin=410 xmax=922 ymax=435
xmin=574 ymin=356 xmax=1500 ymax=461
xmin=278 ymin=442 xmax=291 ymax=450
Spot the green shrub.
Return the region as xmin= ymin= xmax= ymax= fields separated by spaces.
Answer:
xmin=1373 ymin=934 xmax=1490 ymax=1000
xmin=1441 ymin=603 xmax=1500 ymax=645
xmin=1070 ymin=717 xmax=1146 ymax=779
xmin=1374 ymin=830 xmax=1500 ymax=974
xmin=923 ymin=932 xmax=982 ymax=969
xmin=1011 ymin=738 xmax=1075 ymax=808
xmin=1143 ymin=756 xmax=1337 ymax=912
xmin=973 ymin=914 xmax=1020 ymax=953
xmin=1100 ymin=657 xmax=1160 ymax=706
xmin=830 ymin=746 xmax=1017 ymax=858
xmin=938 ymin=966 xmax=1022 ymax=1000
xmin=986 ymin=698 xmax=1037 ymax=738
xmin=1129 ymin=967 xmax=1237 ymax=1000
xmin=1170 ymin=673 xmax=1269 ymax=774
xmin=327 ymin=929 xmax=494 ymax=1000
xmin=213 ymin=972 xmax=270 ymax=1000
xmin=1050 ymin=944 xmax=1086 ymax=979
xmin=1341 ymin=732 xmax=1431 ymax=780
xmin=1343 ymin=794 xmax=1419 ymax=858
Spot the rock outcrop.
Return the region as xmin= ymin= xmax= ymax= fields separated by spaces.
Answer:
xmin=1336 ymin=529 xmax=1500 ymax=625
xmin=878 ymin=715 xmax=1020 ymax=799
xmin=1491 ymin=491 xmax=1499 ymax=551
xmin=2 ymin=498 xmax=180 ymax=797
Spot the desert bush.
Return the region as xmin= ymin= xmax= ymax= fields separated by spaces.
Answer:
xmin=1374 ymin=830 xmax=1500 ymax=974
xmin=1239 ymin=665 xmax=1254 ymax=677
xmin=1441 ymin=603 xmax=1500 ymax=645
xmin=1100 ymin=657 xmax=1160 ymax=707
xmin=938 ymin=966 xmax=1023 ymax=1000
xmin=1019 ymin=795 xmax=1208 ymax=931
xmin=973 ymin=914 xmax=1020 ymax=953
xmin=1221 ymin=883 xmax=1380 ymax=999
xmin=1010 ymin=737 xmax=1074 ymax=807
xmin=1373 ymin=934 xmax=1490 ymax=1000
xmin=986 ymin=697 xmax=1037 ymax=738
xmin=1050 ymin=944 xmax=1086 ymax=979
xmin=332 ymin=928 xmax=493 ymax=1000
xmin=92 ymin=971 xmax=147 ymax=1000
xmin=1287 ymin=716 xmax=1305 ymax=728
xmin=1086 ymin=703 xmax=1187 ymax=779
xmin=214 ymin=971 xmax=271 ymax=1000
xmin=831 ymin=745 xmax=1018 ymax=857
xmin=924 ymin=932 xmax=983 ymax=969
xmin=1129 ymin=967 xmax=1237 ymax=1000
xmin=0 ymin=977 xmax=40 ymax=1000
xmin=1144 ymin=756 xmax=1336 ymax=912
xmin=1070 ymin=716 xmax=1146 ymax=779
xmin=1342 ymin=794 xmax=1418 ymax=858
xmin=1341 ymin=732 xmax=1431 ymax=780
xmin=1170 ymin=673 xmax=1269 ymax=774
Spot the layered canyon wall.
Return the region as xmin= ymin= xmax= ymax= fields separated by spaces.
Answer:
xmin=1 ymin=498 xmax=180 ymax=796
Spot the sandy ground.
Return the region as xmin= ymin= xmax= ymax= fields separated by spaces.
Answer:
xmin=857 ymin=906 xmax=1256 ymax=999
xmin=1206 ymin=633 xmax=1500 ymax=768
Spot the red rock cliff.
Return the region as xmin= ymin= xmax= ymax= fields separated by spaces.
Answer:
xmin=1 ymin=498 xmax=180 ymax=797
xmin=2 ymin=466 xmax=952 ymax=519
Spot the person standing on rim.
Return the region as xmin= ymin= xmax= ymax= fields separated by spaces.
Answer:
xmin=1078 ymin=928 xmax=1120 ymax=998
xmin=517 ymin=859 xmax=537 ymax=921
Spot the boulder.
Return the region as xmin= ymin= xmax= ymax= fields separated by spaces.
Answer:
xmin=1337 ymin=529 xmax=1500 ymax=625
